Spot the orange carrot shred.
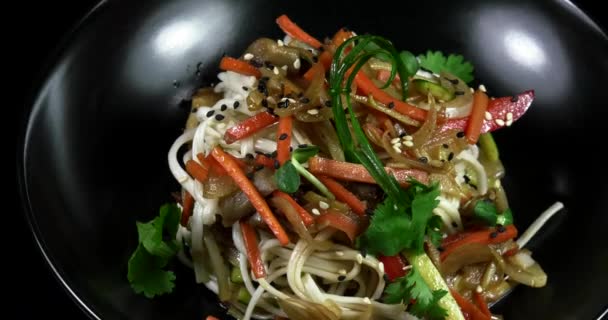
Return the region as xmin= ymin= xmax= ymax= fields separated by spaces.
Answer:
xmin=219 ymin=56 xmax=261 ymax=78
xmin=185 ymin=160 xmax=209 ymax=182
xmin=240 ymin=220 xmax=266 ymax=278
xmin=316 ymin=176 xmax=367 ymax=215
xmin=275 ymin=14 xmax=322 ymax=49
xmin=465 ymin=90 xmax=490 ymax=144
xmin=181 ymin=191 xmax=194 ymax=226
xmin=272 ymin=191 xmax=315 ymax=226
xmin=224 ymin=112 xmax=278 ymax=144
xmin=276 ymin=116 xmax=293 ymax=165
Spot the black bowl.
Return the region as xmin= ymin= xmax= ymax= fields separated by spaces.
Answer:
xmin=17 ymin=0 xmax=608 ymax=319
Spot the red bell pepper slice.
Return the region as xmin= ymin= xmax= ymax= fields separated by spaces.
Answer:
xmin=438 ymin=90 xmax=535 ymax=134
xmin=378 ymin=254 xmax=408 ymax=281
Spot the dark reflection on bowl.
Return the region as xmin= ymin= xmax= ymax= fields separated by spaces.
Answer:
xmin=17 ymin=0 xmax=608 ymax=319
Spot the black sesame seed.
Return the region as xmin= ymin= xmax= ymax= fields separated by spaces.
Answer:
xmin=264 ymin=61 xmax=274 ymax=69
xmin=261 ymin=99 xmax=268 ymax=108
xmin=437 ymin=246 xmax=444 ymax=252
xmin=497 ymin=224 xmax=506 ymax=233
xmin=221 ymin=104 xmax=227 ymax=111
xmin=289 ymin=146 xmax=293 ymax=152
xmin=277 ymin=100 xmax=289 ymax=109
xmin=511 ymin=95 xmax=519 ymax=102
xmin=456 ymin=131 xmax=465 ymax=138
xmin=490 ymin=232 xmax=498 ymax=239
xmin=451 ymin=222 xmax=458 ymax=228
xmin=324 ymin=100 xmax=332 ymax=108
xmin=279 ymin=133 xmax=288 ymax=140
xmin=233 ymin=101 xmax=240 ymax=109
xmin=337 ymin=275 xmax=346 ymax=281
xmin=312 ymin=56 xmax=318 ymax=63
xmin=298 ymin=144 xmax=308 ymax=148
xmin=191 ymin=108 xmax=198 ymax=113
xmin=260 ymin=76 xmax=270 ymax=82
xmin=300 ymin=97 xmax=310 ymax=104
xmin=246 ymin=172 xmax=255 ymax=179
xmin=266 ymin=107 xmax=276 ymax=115
xmin=383 ymin=274 xmax=390 ymax=282
xmin=442 ymin=144 xmax=449 ymax=149
xmin=255 ymin=165 xmax=264 ymax=171
xmin=249 ymin=59 xmax=263 ymax=68
xmin=360 ymin=248 xmax=367 ymax=257
xmin=399 ymin=132 xmax=407 ymax=138
xmin=387 ymin=101 xmax=395 ymax=109
xmin=242 ymin=86 xmax=249 ymax=91
xmin=271 ymin=150 xmax=278 ymax=158
xmin=448 ymin=78 xmax=459 ymax=85
xmin=463 ymin=175 xmax=471 ymax=183
xmin=255 ymin=150 xmax=264 ymax=155
xmin=419 ymin=156 xmax=428 ymax=163
xmin=318 ymin=46 xmax=325 ymax=52
xmin=245 ymin=153 xmax=254 ymax=160
xmin=215 ymin=114 xmax=225 ymax=121
xmin=454 ymin=91 xmax=464 ymax=96
xmin=273 ymin=159 xmax=280 ymax=169
xmin=206 ymin=110 xmax=215 ymax=117
xmin=264 ymin=153 xmax=273 ymax=158
xmin=448 ymin=152 xmax=454 ymax=161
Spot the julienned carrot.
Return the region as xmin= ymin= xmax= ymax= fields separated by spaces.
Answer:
xmin=465 ymin=90 xmax=490 ymax=144
xmin=180 ymin=191 xmax=194 ymax=226
xmin=440 ymin=225 xmax=518 ymax=261
xmin=332 ymin=28 xmax=353 ymax=47
xmin=451 ymin=289 xmax=490 ymax=320
xmin=219 ymin=56 xmax=262 ymax=78
xmin=185 ymin=160 xmax=209 ymax=182
xmin=224 ymin=112 xmax=278 ymax=144
xmin=206 ymin=316 xmax=220 ymax=320
xmin=255 ymin=153 xmax=276 ymax=168
xmin=197 ymin=153 xmax=227 ymax=176
xmin=473 ymin=291 xmax=492 ymax=318
xmin=212 ymin=146 xmax=289 ymax=245
xmin=303 ymin=61 xmax=325 ymax=82
xmin=316 ymin=176 xmax=367 ymax=215
xmin=272 ymin=190 xmax=315 ymax=226
xmin=276 ymin=116 xmax=293 ymax=165
xmin=240 ymin=220 xmax=266 ymax=279
xmin=308 ymin=157 xmax=428 ymax=186
xmin=276 ymin=15 xmax=322 ymax=49
xmin=354 ymin=72 xmax=427 ymax=122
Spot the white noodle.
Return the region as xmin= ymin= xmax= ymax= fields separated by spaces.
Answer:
xmin=517 ymin=201 xmax=565 ymax=248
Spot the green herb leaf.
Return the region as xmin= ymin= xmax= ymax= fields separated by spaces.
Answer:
xmin=384 ymin=265 xmax=448 ymax=319
xmin=427 ymin=215 xmax=444 ymax=247
xmin=418 ymin=50 xmax=474 ymax=84
xmin=292 ymin=145 xmax=320 ymax=163
xmin=274 ymin=160 xmax=300 ymax=193
xmin=399 ymin=50 xmax=419 ymax=77
xmin=473 ymin=200 xmax=498 ymax=226
xmin=497 ymin=208 xmax=514 ymax=226
xmin=410 ymin=181 xmax=441 ymax=252
xmin=127 ymin=203 xmax=181 ymax=298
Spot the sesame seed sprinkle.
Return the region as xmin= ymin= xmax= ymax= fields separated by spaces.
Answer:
xmin=485 ymin=111 xmax=493 ymax=120
xmin=307 ymin=108 xmax=319 ymax=115
xmin=393 ymin=145 xmax=402 ymax=153
xmin=337 ymin=275 xmax=346 ymax=281
xmin=206 ymin=110 xmax=215 ymax=117
xmin=378 ymin=262 xmax=385 ymax=274
xmin=277 ymin=39 xmax=284 ymax=46
xmin=273 ymin=66 xmax=279 ymax=75
xmin=293 ymin=58 xmax=301 ymax=69
xmin=390 ymin=137 xmax=401 ymax=144
xmin=470 ymin=87 xmax=475 ymax=94
xmin=495 ymin=119 xmax=505 ymax=126
xmin=479 ymin=84 xmax=487 ymax=92
xmin=404 ymin=135 xmax=413 ymax=141
xmin=319 ymin=201 xmax=329 ymax=210
xmin=506 ymin=112 xmax=513 ymax=121
xmin=312 ymin=208 xmax=321 ymax=216
xmin=281 ymin=65 xmax=288 ymax=71
xmin=221 ymin=104 xmax=227 ymax=111
xmin=506 ymin=119 xmax=513 ymax=127
xmin=215 ymin=114 xmax=225 ymax=121
xmin=243 ymin=53 xmax=254 ymax=60
xmin=279 ymin=133 xmax=288 ymax=140
xmin=356 ymin=254 xmax=363 ymax=264
xmin=404 ymin=140 xmax=414 ymax=148
xmin=335 ymin=251 xmax=344 ymax=256
xmin=233 ymin=101 xmax=240 ymax=109
xmin=476 ymin=285 xmax=483 ymax=293
xmin=495 ymin=179 xmax=501 ymax=188
xmin=338 ymin=269 xmax=347 ymax=275
xmin=363 ymin=297 xmax=372 ymax=304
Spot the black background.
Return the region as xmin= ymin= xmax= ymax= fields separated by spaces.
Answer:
xmin=11 ymin=0 xmax=607 ymax=319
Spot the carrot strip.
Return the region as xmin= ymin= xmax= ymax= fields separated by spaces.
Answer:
xmin=185 ymin=160 xmax=209 ymax=182
xmin=197 ymin=153 xmax=227 ymax=176
xmin=316 ymin=176 xmax=367 ymax=215
xmin=319 ymin=51 xmax=333 ymax=71
xmin=332 ymin=28 xmax=353 ymax=46
xmin=473 ymin=291 xmax=492 ymax=318
xmin=255 ymin=153 xmax=276 ymax=168
xmin=212 ymin=146 xmax=289 ymax=245
xmin=224 ymin=112 xmax=278 ymax=144
xmin=354 ymin=72 xmax=427 ymax=121
xmin=308 ymin=157 xmax=428 ymax=186
xmin=451 ymin=289 xmax=490 ymax=320
xmin=465 ymin=91 xmax=490 ymax=144
xmin=240 ymin=220 xmax=266 ymax=279
xmin=206 ymin=316 xmax=220 ymax=320
xmin=316 ymin=209 xmax=366 ymax=242
xmin=276 ymin=15 xmax=322 ymax=49
xmin=219 ymin=56 xmax=261 ymax=78
xmin=440 ymin=225 xmax=518 ymax=261
xmin=272 ymin=191 xmax=315 ymax=226
xmin=303 ymin=61 xmax=325 ymax=82
xmin=276 ymin=116 xmax=293 ymax=165
xmin=180 ymin=191 xmax=194 ymax=226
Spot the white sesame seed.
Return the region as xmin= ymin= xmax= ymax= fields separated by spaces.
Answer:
xmin=392 ymin=142 xmax=402 ymax=148
xmin=404 ymin=135 xmax=413 ymax=141
xmin=267 ymin=97 xmax=277 ymax=104
xmin=243 ymin=53 xmax=254 ymax=60
xmin=479 ymin=84 xmax=487 ymax=92
xmin=506 ymin=119 xmax=513 ymax=127
xmin=312 ymin=208 xmax=321 ymax=216
xmin=281 ymin=65 xmax=288 ymax=71
xmin=356 ymin=254 xmax=363 ymax=264
xmin=485 ymin=111 xmax=492 ymax=121
xmin=338 ymin=269 xmax=347 ymax=275
xmin=280 ymin=97 xmax=288 ymax=102
xmin=506 ymin=112 xmax=513 ymax=121
xmin=470 ymin=87 xmax=475 ymax=94
xmin=288 ymin=98 xmax=297 ymax=103
xmin=404 ymin=140 xmax=414 ymax=148
xmin=273 ymin=66 xmax=279 ymax=75
xmin=217 ymin=123 xmax=226 ymax=129
xmin=393 ymin=145 xmax=402 ymax=153
xmin=402 ymin=265 xmax=413 ymax=271
xmin=390 ymin=137 xmax=401 ymax=144
xmin=495 ymin=179 xmax=501 ymax=188
xmin=319 ymin=201 xmax=330 ymax=210
xmin=335 ymin=251 xmax=344 ymax=257
xmin=363 ymin=297 xmax=372 ymax=304
xmin=277 ymin=39 xmax=284 ymax=47
xmin=293 ymin=58 xmax=301 ymax=69
xmin=495 ymin=119 xmax=505 ymax=127
xmin=307 ymin=108 xmax=319 ymax=115
xmin=476 ymin=285 xmax=483 ymax=293
xmin=378 ymin=262 xmax=385 ymax=274
xmin=351 ymin=31 xmax=358 ymax=36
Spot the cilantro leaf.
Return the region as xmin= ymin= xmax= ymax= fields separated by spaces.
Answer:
xmin=274 ymin=160 xmax=300 ymax=193
xmin=399 ymin=50 xmax=419 ymax=77
xmin=426 ymin=215 xmax=444 ymax=247
xmin=410 ymin=181 xmax=441 ymax=252
xmin=128 ymin=245 xmax=176 ymax=298
xmin=127 ymin=203 xmax=182 ymax=298
xmin=292 ymin=145 xmax=320 ymax=163
xmin=418 ymin=50 xmax=474 ymax=83
xmin=384 ymin=266 xmax=448 ymax=319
